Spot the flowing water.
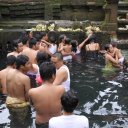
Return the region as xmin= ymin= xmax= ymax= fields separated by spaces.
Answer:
xmin=0 ymin=50 xmax=128 ymax=128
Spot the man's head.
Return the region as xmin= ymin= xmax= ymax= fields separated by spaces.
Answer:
xmin=29 ymin=38 xmax=39 ymax=50
xmin=39 ymin=62 xmax=56 ymax=82
xmin=58 ymin=34 xmax=66 ymax=44
xmin=16 ymin=55 xmax=31 ymax=72
xmin=111 ymin=41 xmax=117 ymax=48
xmin=51 ymin=52 xmax=63 ymax=69
xmin=61 ymin=90 xmax=79 ymax=113
xmin=13 ymin=39 xmax=23 ymax=53
xmin=105 ymin=44 xmax=114 ymax=53
xmin=36 ymin=51 xmax=51 ymax=67
xmin=6 ymin=55 xmax=16 ymax=68
xmin=65 ymin=38 xmax=71 ymax=45
xmin=40 ymin=32 xmax=48 ymax=41
xmin=21 ymin=36 xmax=29 ymax=46
xmin=49 ymin=36 xmax=56 ymax=44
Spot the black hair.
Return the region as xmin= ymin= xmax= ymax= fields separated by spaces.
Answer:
xmin=6 ymin=55 xmax=16 ymax=66
xmin=29 ymin=38 xmax=37 ymax=48
xmin=20 ymin=36 xmax=29 ymax=45
xmin=34 ymin=34 xmax=42 ymax=42
xmin=36 ymin=51 xmax=51 ymax=67
xmin=61 ymin=90 xmax=79 ymax=113
xmin=13 ymin=39 xmax=22 ymax=50
xmin=40 ymin=32 xmax=47 ymax=39
xmin=88 ymin=34 xmax=96 ymax=43
xmin=65 ymin=38 xmax=71 ymax=45
xmin=49 ymin=36 xmax=56 ymax=44
xmin=58 ymin=34 xmax=66 ymax=43
xmin=104 ymin=44 xmax=110 ymax=51
xmin=111 ymin=41 xmax=117 ymax=47
xmin=39 ymin=62 xmax=56 ymax=81
xmin=52 ymin=52 xmax=63 ymax=61
xmin=71 ymin=40 xmax=77 ymax=53
xmin=16 ymin=55 xmax=29 ymax=69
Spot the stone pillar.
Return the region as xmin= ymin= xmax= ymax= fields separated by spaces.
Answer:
xmin=102 ymin=0 xmax=119 ymax=31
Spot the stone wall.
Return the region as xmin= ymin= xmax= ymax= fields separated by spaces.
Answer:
xmin=0 ymin=0 xmax=105 ymax=21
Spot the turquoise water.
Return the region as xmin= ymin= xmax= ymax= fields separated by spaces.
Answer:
xmin=0 ymin=50 xmax=128 ymax=128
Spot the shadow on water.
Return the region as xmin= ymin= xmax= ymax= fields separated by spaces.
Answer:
xmin=0 ymin=50 xmax=128 ymax=128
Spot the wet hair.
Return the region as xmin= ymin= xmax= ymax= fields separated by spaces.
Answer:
xmin=20 ymin=36 xmax=29 ymax=45
xmin=16 ymin=55 xmax=29 ymax=69
xmin=6 ymin=55 xmax=16 ymax=66
xmin=58 ymin=34 xmax=66 ymax=43
xmin=71 ymin=40 xmax=77 ymax=53
xmin=65 ymin=38 xmax=71 ymax=45
xmin=61 ymin=90 xmax=79 ymax=113
xmin=13 ymin=39 xmax=22 ymax=50
xmin=29 ymin=38 xmax=37 ymax=48
xmin=88 ymin=34 xmax=96 ymax=43
xmin=36 ymin=51 xmax=51 ymax=67
xmin=40 ymin=32 xmax=47 ymax=39
xmin=39 ymin=62 xmax=56 ymax=81
xmin=111 ymin=41 xmax=117 ymax=47
xmin=104 ymin=44 xmax=110 ymax=51
xmin=49 ymin=36 xmax=56 ymax=44
xmin=52 ymin=52 xmax=63 ymax=61
xmin=34 ymin=34 xmax=42 ymax=42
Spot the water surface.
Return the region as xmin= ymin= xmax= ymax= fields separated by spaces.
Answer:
xmin=0 ymin=50 xmax=128 ymax=128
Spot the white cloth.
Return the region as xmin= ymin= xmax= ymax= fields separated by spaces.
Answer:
xmin=119 ymin=57 xmax=124 ymax=65
xmin=49 ymin=44 xmax=57 ymax=54
xmin=58 ymin=65 xmax=70 ymax=91
xmin=49 ymin=115 xmax=89 ymax=128
xmin=63 ymin=55 xmax=72 ymax=61
xmin=76 ymin=46 xmax=80 ymax=54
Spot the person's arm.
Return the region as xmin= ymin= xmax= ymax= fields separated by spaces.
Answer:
xmin=28 ymin=89 xmax=34 ymax=105
xmin=41 ymin=40 xmax=51 ymax=46
xmin=58 ymin=43 xmax=64 ymax=52
xmin=78 ymin=34 xmax=92 ymax=50
xmin=53 ymin=69 xmax=67 ymax=85
xmin=24 ymin=76 xmax=31 ymax=101
xmin=106 ymin=54 xmax=119 ymax=64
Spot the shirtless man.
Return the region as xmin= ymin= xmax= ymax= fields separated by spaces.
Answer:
xmin=28 ymin=62 xmax=65 ymax=126
xmin=58 ymin=34 xmax=66 ymax=52
xmin=61 ymin=38 xmax=73 ymax=61
xmin=104 ymin=44 xmax=122 ymax=69
xmin=6 ymin=55 xmax=31 ymax=105
xmin=0 ymin=55 xmax=16 ymax=94
xmin=6 ymin=55 xmax=31 ymax=125
xmin=51 ymin=52 xmax=70 ymax=91
xmin=22 ymin=37 xmax=39 ymax=64
xmin=7 ymin=39 xmax=23 ymax=57
xmin=21 ymin=35 xmax=29 ymax=51
xmin=110 ymin=42 xmax=125 ymax=65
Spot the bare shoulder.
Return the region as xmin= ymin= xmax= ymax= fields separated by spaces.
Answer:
xmin=7 ymin=52 xmax=12 ymax=56
xmin=28 ymin=87 xmax=37 ymax=96
xmin=56 ymin=85 xmax=65 ymax=93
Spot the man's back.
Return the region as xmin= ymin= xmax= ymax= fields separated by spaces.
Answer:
xmin=0 ymin=68 xmax=10 ymax=94
xmin=6 ymin=69 xmax=30 ymax=101
xmin=29 ymin=84 xmax=64 ymax=124
xmin=22 ymin=48 xmax=37 ymax=64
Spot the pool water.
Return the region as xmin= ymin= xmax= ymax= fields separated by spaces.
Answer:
xmin=0 ymin=50 xmax=128 ymax=128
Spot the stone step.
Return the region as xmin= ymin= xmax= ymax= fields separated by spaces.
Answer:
xmin=118 ymin=10 xmax=128 ymax=14
xmin=118 ymin=1 xmax=128 ymax=6
xmin=118 ymin=19 xmax=128 ymax=23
